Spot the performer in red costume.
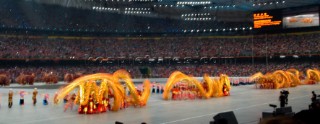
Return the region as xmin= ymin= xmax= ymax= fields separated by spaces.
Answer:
xmin=222 ymin=84 xmax=230 ymax=96
xmin=171 ymin=86 xmax=179 ymax=100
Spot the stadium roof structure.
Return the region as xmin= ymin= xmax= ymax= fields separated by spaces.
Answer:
xmin=31 ymin=0 xmax=319 ymax=22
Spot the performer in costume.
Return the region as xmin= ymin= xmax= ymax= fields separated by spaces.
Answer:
xmin=222 ymin=84 xmax=229 ymax=96
xmin=63 ymin=94 xmax=69 ymax=103
xmin=156 ymin=84 xmax=160 ymax=94
xmin=43 ymin=93 xmax=49 ymax=105
xmin=64 ymin=93 xmax=76 ymax=112
xmin=171 ymin=86 xmax=175 ymax=100
xmin=32 ymin=88 xmax=38 ymax=106
xmin=19 ymin=90 xmax=26 ymax=105
xmin=8 ymin=89 xmax=13 ymax=108
xmin=160 ymin=85 xmax=164 ymax=94
xmin=152 ymin=83 xmax=156 ymax=93
xmin=88 ymin=92 xmax=97 ymax=114
xmin=53 ymin=92 xmax=59 ymax=104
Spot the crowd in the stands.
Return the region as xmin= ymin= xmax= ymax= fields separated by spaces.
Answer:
xmin=0 ymin=33 xmax=319 ymax=60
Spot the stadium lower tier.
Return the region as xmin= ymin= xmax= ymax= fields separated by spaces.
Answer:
xmin=0 ymin=61 xmax=319 ymax=85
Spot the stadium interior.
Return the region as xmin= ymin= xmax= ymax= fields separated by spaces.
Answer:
xmin=0 ymin=0 xmax=320 ymax=124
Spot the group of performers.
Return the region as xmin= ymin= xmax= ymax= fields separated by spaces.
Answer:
xmin=6 ymin=88 xmax=50 ymax=108
xmin=151 ymin=83 xmax=164 ymax=94
xmin=170 ymin=81 xmax=230 ymax=100
xmin=171 ymin=83 xmax=197 ymax=100
xmin=66 ymin=85 xmax=135 ymax=114
xmin=251 ymin=69 xmax=320 ymax=89
xmin=255 ymin=79 xmax=275 ymax=89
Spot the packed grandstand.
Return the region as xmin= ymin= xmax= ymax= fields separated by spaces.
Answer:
xmin=0 ymin=33 xmax=320 ymax=82
xmin=1 ymin=0 xmax=320 ymax=124
xmin=0 ymin=0 xmax=319 ymax=86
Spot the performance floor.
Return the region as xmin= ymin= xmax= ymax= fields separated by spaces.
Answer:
xmin=0 ymin=84 xmax=319 ymax=124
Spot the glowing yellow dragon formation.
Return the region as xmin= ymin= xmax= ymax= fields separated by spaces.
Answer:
xmin=54 ymin=69 xmax=150 ymax=113
xmin=162 ymin=71 xmax=231 ymax=100
xmin=250 ymin=69 xmax=320 ymax=89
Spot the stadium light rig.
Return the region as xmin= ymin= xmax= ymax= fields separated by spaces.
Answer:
xmin=92 ymin=6 xmax=120 ymax=13
xmin=252 ymin=0 xmax=285 ymax=7
xmin=181 ymin=13 xmax=212 ymax=21
xmin=177 ymin=1 xmax=212 ymax=5
xmin=124 ymin=7 xmax=152 ymax=15
xmin=182 ymin=26 xmax=251 ymax=33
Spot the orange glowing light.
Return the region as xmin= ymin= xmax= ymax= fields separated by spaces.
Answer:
xmin=253 ymin=12 xmax=282 ymax=29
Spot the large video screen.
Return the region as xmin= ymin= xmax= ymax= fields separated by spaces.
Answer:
xmin=283 ymin=13 xmax=319 ymax=28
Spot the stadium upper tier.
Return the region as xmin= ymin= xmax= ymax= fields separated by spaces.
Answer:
xmin=0 ymin=33 xmax=319 ymax=60
xmin=0 ymin=0 xmax=250 ymax=34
